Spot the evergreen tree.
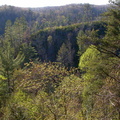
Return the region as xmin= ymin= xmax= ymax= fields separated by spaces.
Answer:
xmin=98 ymin=0 xmax=120 ymax=57
xmin=97 ymin=1 xmax=120 ymax=118
xmin=0 ymin=39 xmax=24 ymax=93
xmin=78 ymin=1 xmax=120 ymax=119
xmin=4 ymin=18 xmax=36 ymax=63
xmin=0 ymin=18 xmax=28 ymax=94
xmin=77 ymin=29 xmax=99 ymax=56
xmin=47 ymin=35 xmax=55 ymax=61
xmin=79 ymin=45 xmax=103 ymax=119
xmin=57 ymin=42 xmax=75 ymax=67
xmin=57 ymin=43 xmax=68 ymax=66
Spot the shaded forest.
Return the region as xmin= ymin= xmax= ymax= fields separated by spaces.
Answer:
xmin=0 ymin=0 xmax=120 ymax=119
xmin=31 ymin=21 xmax=106 ymax=67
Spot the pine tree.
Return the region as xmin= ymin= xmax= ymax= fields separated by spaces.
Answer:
xmin=77 ymin=29 xmax=99 ymax=56
xmin=0 ymin=18 xmax=27 ymax=94
xmin=78 ymin=1 xmax=120 ymax=118
xmin=98 ymin=0 xmax=120 ymax=57
xmin=4 ymin=18 xmax=36 ymax=63
xmin=0 ymin=39 xmax=24 ymax=93
xmin=99 ymin=1 xmax=120 ymax=118
xmin=57 ymin=42 xmax=75 ymax=67
xmin=77 ymin=1 xmax=120 ymax=118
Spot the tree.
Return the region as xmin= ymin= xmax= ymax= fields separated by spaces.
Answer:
xmin=0 ymin=39 xmax=24 ymax=94
xmin=78 ymin=1 xmax=120 ymax=119
xmin=35 ymin=75 xmax=83 ymax=120
xmin=82 ymin=4 xmax=93 ymax=22
xmin=77 ymin=29 xmax=99 ymax=56
xmin=4 ymin=17 xmax=28 ymax=51
xmin=97 ymin=0 xmax=120 ymax=57
xmin=15 ymin=62 xmax=71 ymax=94
xmin=4 ymin=17 xmax=36 ymax=63
xmin=47 ymin=35 xmax=55 ymax=61
xmin=57 ymin=43 xmax=69 ymax=66
xmin=79 ymin=45 xmax=104 ymax=119
xmin=57 ymin=42 xmax=75 ymax=67
xmin=0 ymin=18 xmax=28 ymax=94
xmin=95 ymin=1 xmax=120 ymax=118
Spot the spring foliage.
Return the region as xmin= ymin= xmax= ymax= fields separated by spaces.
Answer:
xmin=0 ymin=1 xmax=120 ymax=119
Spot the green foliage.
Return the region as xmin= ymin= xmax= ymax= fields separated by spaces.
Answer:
xmin=82 ymin=4 xmax=94 ymax=22
xmin=98 ymin=1 xmax=120 ymax=55
xmin=20 ymin=43 xmax=37 ymax=64
xmin=0 ymin=16 xmax=36 ymax=99
xmin=0 ymin=76 xmax=8 ymax=108
xmin=95 ymin=2 xmax=120 ymax=118
xmin=0 ymin=4 xmax=108 ymax=35
xmin=3 ymin=17 xmax=36 ymax=63
xmin=31 ymin=21 xmax=106 ymax=67
xmin=78 ymin=45 xmax=104 ymax=119
xmin=57 ymin=42 xmax=75 ymax=67
xmin=27 ymin=75 xmax=83 ymax=120
xmin=0 ymin=40 xmax=24 ymax=94
xmin=0 ymin=62 xmax=84 ymax=120
xmin=0 ymin=2 xmax=120 ymax=120
xmin=77 ymin=1 xmax=120 ymax=119
xmin=77 ymin=30 xmax=99 ymax=56
xmin=57 ymin=43 xmax=68 ymax=64
xmin=2 ymin=90 xmax=38 ymax=120
xmin=79 ymin=45 xmax=101 ymax=76
xmin=14 ymin=62 xmax=71 ymax=94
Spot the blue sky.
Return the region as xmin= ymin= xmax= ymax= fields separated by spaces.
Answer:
xmin=0 ymin=0 xmax=109 ymax=7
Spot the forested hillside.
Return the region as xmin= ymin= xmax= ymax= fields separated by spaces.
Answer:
xmin=0 ymin=0 xmax=120 ymax=119
xmin=0 ymin=4 xmax=108 ymax=34
xmin=31 ymin=21 xmax=106 ymax=67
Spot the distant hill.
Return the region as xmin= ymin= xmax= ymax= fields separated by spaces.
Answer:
xmin=0 ymin=4 xmax=109 ymax=35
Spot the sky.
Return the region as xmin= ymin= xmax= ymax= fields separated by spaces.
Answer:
xmin=0 ymin=0 xmax=109 ymax=8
